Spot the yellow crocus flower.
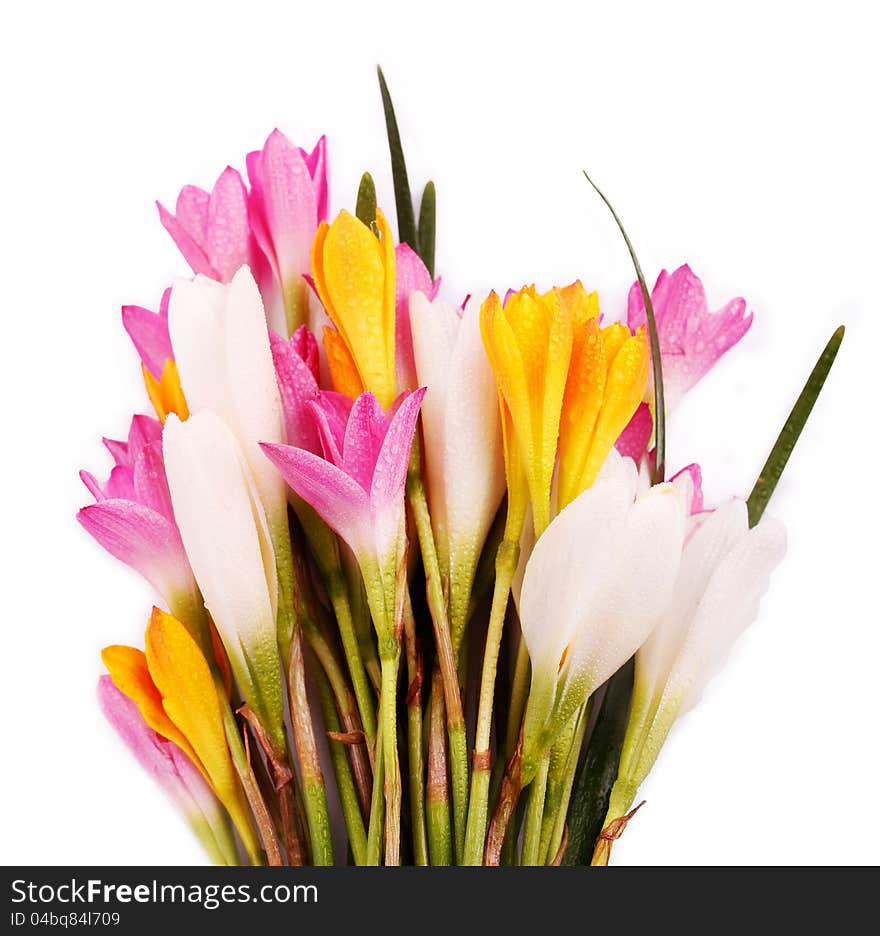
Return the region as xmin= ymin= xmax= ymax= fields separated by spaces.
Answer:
xmin=143 ymin=359 xmax=189 ymax=423
xmin=312 ymin=208 xmax=397 ymax=408
xmin=104 ymin=608 xmax=259 ymax=861
xmin=481 ymin=285 xmax=574 ymax=538
xmin=558 ymin=317 xmax=649 ymax=510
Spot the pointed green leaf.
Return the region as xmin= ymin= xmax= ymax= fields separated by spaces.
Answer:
xmin=355 ymin=171 xmax=377 ymax=228
xmin=418 ymin=181 xmax=436 ymax=278
xmin=377 ymin=65 xmax=418 ymax=253
xmin=583 ymin=171 xmax=666 ymax=482
xmin=747 ymin=325 xmax=845 ymax=527
xmin=562 ymin=659 xmax=634 ymax=865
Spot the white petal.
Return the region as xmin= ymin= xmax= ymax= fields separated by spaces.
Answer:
xmin=636 ymin=498 xmax=750 ymax=704
xmin=596 ymin=449 xmax=640 ymax=502
xmin=163 ymin=412 xmax=279 ymax=703
xmin=520 ymin=479 xmax=631 ymax=682
xmin=565 ymin=482 xmax=685 ymax=697
xmin=668 ymin=514 xmax=787 ymax=713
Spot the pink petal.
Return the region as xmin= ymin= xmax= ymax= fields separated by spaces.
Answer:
xmin=670 ymin=462 xmax=704 ymax=515
xmin=309 ymin=392 xmax=352 ymax=465
xmin=302 ymin=135 xmax=329 ymax=223
xmin=395 ymin=245 xmax=439 ymax=389
xmin=270 ymin=330 xmax=321 ymax=453
xmin=342 ymin=392 xmax=390 ymax=492
xmin=627 ymin=265 xmax=753 ymax=409
xmin=79 ymin=470 xmax=106 ymax=502
xmin=290 ymin=325 xmax=320 ymax=381
xmin=248 ymin=130 xmax=317 ymax=287
xmin=133 ymin=439 xmax=175 ymax=522
xmin=175 ymin=185 xmax=210 ymax=244
xmin=122 ymin=302 xmax=174 ymax=380
xmin=205 ymin=167 xmax=251 ymax=283
xmin=370 ymin=387 xmax=425 ymax=509
xmin=615 ymin=402 xmax=653 ymax=461
xmin=103 ymin=464 xmax=136 ymax=501
xmin=259 ymin=442 xmax=370 ymax=554
xmin=157 ymin=201 xmax=217 ymax=279
xmin=78 ymin=500 xmax=192 ymax=598
xmin=97 ymin=676 xmax=214 ymax=816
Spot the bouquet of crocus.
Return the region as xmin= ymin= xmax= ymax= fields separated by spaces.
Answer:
xmin=80 ymin=70 xmax=842 ymax=867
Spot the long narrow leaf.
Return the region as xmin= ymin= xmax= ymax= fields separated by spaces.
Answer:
xmin=747 ymin=325 xmax=845 ymax=527
xmin=562 ymin=658 xmax=634 ymax=865
xmin=583 ymin=172 xmax=666 ymax=482
xmin=355 ymin=171 xmax=377 ymax=227
xmin=418 ymin=181 xmax=436 ymax=278
xmin=377 ymin=65 xmax=419 ymax=252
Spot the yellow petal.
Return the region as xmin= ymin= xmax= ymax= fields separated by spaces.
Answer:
xmin=323 ymin=326 xmax=365 ymax=400
xmin=101 ymin=644 xmax=201 ymax=769
xmin=144 ymin=359 xmax=189 ymax=423
xmin=312 ymin=209 xmax=396 ymax=408
xmin=145 ymin=607 xmax=254 ymax=848
xmin=556 ymin=280 xmax=599 ymax=329
xmin=578 ymin=328 xmax=650 ymax=492
xmin=558 ymin=318 xmax=607 ymax=510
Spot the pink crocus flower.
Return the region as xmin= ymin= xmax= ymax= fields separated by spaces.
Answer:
xmin=617 ymin=264 xmax=753 ymax=462
xmin=260 ymin=388 xmax=426 ymax=625
xmin=269 ymin=326 xmax=322 ymax=452
xmin=157 ymin=167 xmax=252 ymax=284
xmin=394 ymin=244 xmax=440 ymax=390
xmin=97 ymin=676 xmax=237 ymax=865
xmin=627 ymin=264 xmax=753 ymax=412
xmin=122 ymin=288 xmax=173 ymax=380
xmin=77 ymin=415 xmax=202 ymax=634
xmin=247 ymin=131 xmax=329 ymax=335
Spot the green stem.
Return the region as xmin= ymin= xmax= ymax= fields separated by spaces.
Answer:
xmin=402 ymin=591 xmax=429 ymax=866
xmin=286 ymin=626 xmax=334 ymax=866
xmin=503 ymin=637 xmax=531 ymax=767
xmin=426 ymin=668 xmax=453 ymax=865
xmin=462 ymin=538 xmax=520 ymax=865
xmin=539 ymin=703 xmax=589 ymax=865
xmin=406 ymin=460 xmax=469 ymax=861
xmin=379 ymin=650 xmax=401 ymax=865
xmin=521 ymin=754 xmax=550 ymax=866
xmin=312 ymin=662 xmax=368 ymax=865
xmin=365 ymin=727 xmax=385 ymax=865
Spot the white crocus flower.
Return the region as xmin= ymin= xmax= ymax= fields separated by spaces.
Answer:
xmin=603 ymin=498 xmax=787 ymax=832
xmin=163 ymin=410 xmax=285 ymax=752
xmin=168 ymin=266 xmax=286 ymax=536
xmin=409 ymin=291 xmax=505 ymax=653
xmin=518 ymin=470 xmax=687 ymax=782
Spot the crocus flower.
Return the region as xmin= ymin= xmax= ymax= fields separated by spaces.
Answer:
xmin=269 ymin=325 xmax=321 ymax=453
xmin=627 ymin=264 xmax=753 ymax=412
xmin=394 ymin=245 xmax=439 ymax=391
xmin=103 ymin=607 xmax=260 ymax=862
xmin=261 ymin=388 xmax=426 ymax=632
xmin=167 ymin=267 xmax=287 ymax=542
xmin=312 ymin=209 xmax=398 ymax=409
xmin=163 ymin=410 xmax=286 ymax=754
xmin=97 ymin=675 xmax=237 ymax=865
xmin=247 ymin=131 xmax=328 ymax=335
xmin=78 ymin=414 xmax=205 ymax=645
xmin=409 ymin=291 xmax=504 ymax=651
xmin=158 ymin=166 xmax=252 ymax=285
xmin=480 ymin=285 xmax=573 ymax=538
xmin=557 ymin=288 xmax=649 ymax=510
xmin=122 ymin=289 xmax=188 ymax=423
xmin=518 ymin=457 xmax=687 ymax=782
xmin=598 ymin=496 xmax=786 ymax=858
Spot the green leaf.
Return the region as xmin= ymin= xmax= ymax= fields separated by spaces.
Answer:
xmin=377 ymin=65 xmax=419 ymax=253
xmin=562 ymin=658 xmax=633 ymax=865
xmin=747 ymin=325 xmax=845 ymax=528
xmin=418 ymin=181 xmax=436 ymax=278
xmin=582 ymin=171 xmax=666 ymax=482
xmin=355 ymin=171 xmax=377 ymax=228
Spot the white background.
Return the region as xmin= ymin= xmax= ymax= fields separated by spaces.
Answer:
xmin=2 ymin=0 xmax=877 ymax=865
